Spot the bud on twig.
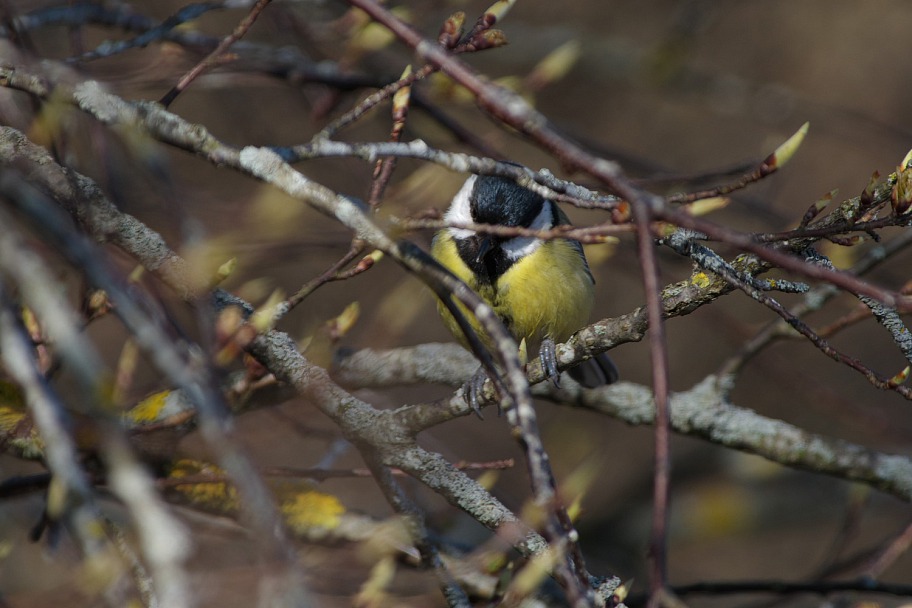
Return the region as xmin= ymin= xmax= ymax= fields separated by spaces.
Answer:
xmin=888 ymin=365 xmax=910 ymax=387
xmin=464 ymin=29 xmax=508 ymax=52
xmin=762 ymin=122 xmax=809 ymax=172
xmin=860 ymin=171 xmax=880 ymax=207
xmin=891 ymin=164 xmax=912 ymax=215
xmin=438 ymin=11 xmax=465 ymax=48
xmin=799 ymin=189 xmax=836 ymax=228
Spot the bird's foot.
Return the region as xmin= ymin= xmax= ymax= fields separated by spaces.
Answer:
xmin=539 ymin=338 xmax=561 ymax=387
xmin=463 ymin=367 xmax=490 ymax=419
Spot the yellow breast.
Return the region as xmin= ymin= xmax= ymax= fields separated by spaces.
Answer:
xmin=430 ymin=231 xmax=594 ymax=356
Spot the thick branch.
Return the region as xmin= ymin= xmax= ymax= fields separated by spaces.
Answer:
xmin=338 ymin=344 xmax=912 ymax=503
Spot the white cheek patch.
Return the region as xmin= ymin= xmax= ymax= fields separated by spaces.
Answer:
xmin=444 ymin=175 xmax=477 ymax=239
xmin=501 ymin=202 xmax=553 ymax=260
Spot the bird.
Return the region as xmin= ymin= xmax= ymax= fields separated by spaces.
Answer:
xmin=431 ymin=172 xmax=618 ymax=413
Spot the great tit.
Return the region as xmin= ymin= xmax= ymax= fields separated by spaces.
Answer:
xmin=431 ymin=173 xmax=618 ymax=409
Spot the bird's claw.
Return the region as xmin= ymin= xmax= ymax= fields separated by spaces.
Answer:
xmin=463 ymin=367 xmax=489 ymax=419
xmin=540 ymin=338 xmax=561 ymax=387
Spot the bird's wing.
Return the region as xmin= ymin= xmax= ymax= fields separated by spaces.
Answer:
xmin=552 ymin=202 xmax=595 ymax=284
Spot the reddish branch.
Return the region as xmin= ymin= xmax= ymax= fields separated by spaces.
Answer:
xmin=342 ymin=1 xmax=673 ymax=601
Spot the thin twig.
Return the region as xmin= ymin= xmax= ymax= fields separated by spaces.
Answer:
xmin=160 ymin=0 xmax=274 ymax=107
xmin=716 ymin=228 xmax=912 ymax=377
xmin=314 ymin=63 xmax=435 ymax=141
xmin=277 ymin=241 xmax=366 ymax=319
xmin=665 ymin=137 xmax=791 ymax=205
xmin=664 ymin=231 xmax=912 ymax=398
xmin=366 ymin=63 xmax=413 ymax=207
xmin=68 ymin=2 xmax=225 ymax=63
xmin=632 ymin=207 xmax=672 ymax=608
xmin=817 ymin=276 xmax=912 ymax=338
xmin=863 ymin=518 xmax=912 ymax=579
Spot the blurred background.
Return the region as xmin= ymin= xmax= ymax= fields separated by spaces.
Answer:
xmin=1 ymin=1 xmax=911 ymax=606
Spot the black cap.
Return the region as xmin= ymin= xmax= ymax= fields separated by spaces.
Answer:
xmin=470 ymin=176 xmax=545 ymax=228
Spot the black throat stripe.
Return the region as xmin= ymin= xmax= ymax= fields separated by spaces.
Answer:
xmin=456 ymin=235 xmax=515 ymax=286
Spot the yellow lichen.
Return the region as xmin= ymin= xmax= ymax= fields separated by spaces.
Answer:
xmin=125 ymin=390 xmax=171 ymax=424
xmin=281 ymin=490 xmax=345 ymax=532
xmin=691 ymin=272 xmax=711 ymax=289
xmin=0 ymin=399 xmax=44 ymax=460
xmin=166 ymin=459 xmax=240 ymax=513
xmin=0 ymin=406 xmax=26 ymax=432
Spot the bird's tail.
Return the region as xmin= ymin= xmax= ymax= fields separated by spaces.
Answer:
xmin=567 ymin=353 xmax=619 ymax=388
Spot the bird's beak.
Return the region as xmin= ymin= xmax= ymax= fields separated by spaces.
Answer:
xmin=474 ymin=235 xmax=494 ymax=265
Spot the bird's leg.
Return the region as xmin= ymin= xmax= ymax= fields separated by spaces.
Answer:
xmin=539 ymin=337 xmax=561 ymax=387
